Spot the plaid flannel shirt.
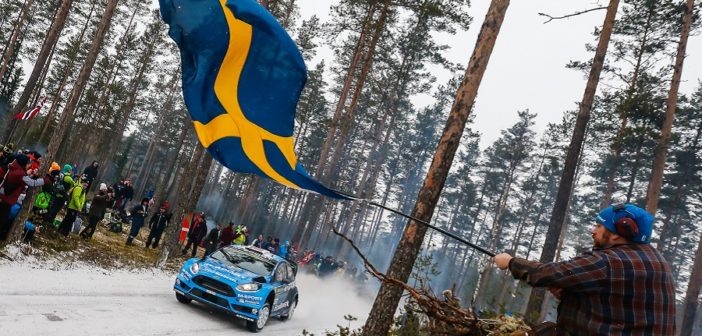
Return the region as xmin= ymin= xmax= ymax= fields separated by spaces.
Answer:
xmin=509 ymin=243 xmax=676 ymax=335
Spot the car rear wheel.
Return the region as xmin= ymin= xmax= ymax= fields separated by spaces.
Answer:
xmin=247 ymin=303 xmax=270 ymax=332
xmin=175 ymin=292 xmax=191 ymax=304
xmin=280 ymin=299 xmax=296 ymax=321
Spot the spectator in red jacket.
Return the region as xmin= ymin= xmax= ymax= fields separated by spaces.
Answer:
xmin=182 ymin=213 xmax=207 ymax=257
xmin=218 ymin=221 xmax=235 ymax=248
xmin=0 ymin=155 xmax=49 ymax=241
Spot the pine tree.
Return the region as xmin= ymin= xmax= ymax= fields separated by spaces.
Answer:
xmin=9 ymin=0 xmax=74 ymax=125
xmin=363 ymin=1 xmax=509 ymax=333
xmin=525 ymin=0 xmax=620 ymax=321
xmin=6 ymin=0 xmax=122 ymax=244
xmin=645 ymin=0 xmax=697 ymax=214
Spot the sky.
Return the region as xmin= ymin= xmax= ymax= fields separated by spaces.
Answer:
xmin=297 ymin=0 xmax=702 ymax=149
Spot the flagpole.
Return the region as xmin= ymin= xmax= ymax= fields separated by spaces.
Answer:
xmin=331 ymin=189 xmax=496 ymax=257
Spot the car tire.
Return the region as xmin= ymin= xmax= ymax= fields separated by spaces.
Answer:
xmin=247 ymin=303 xmax=270 ymax=332
xmin=280 ymin=299 xmax=296 ymax=321
xmin=175 ymin=292 xmax=192 ymax=304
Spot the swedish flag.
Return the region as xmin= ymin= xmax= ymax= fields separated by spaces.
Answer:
xmin=160 ymin=0 xmax=347 ymax=199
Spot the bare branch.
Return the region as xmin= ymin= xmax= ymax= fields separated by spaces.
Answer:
xmin=331 ymin=226 xmax=489 ymax=335
xmin=538 ymin=6 xmax=608 ymax=24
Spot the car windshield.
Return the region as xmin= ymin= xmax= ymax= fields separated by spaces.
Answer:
xmin=209 ymin=247 xmax=277 ymax=276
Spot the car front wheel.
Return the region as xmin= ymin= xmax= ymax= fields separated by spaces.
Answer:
xmin=175 ymin=292 xmax=191 ymax=304
xmin=247 ymin=303 xmax=270 ymax=332
xmin=280 ymin=299 xmax=296 ymax=321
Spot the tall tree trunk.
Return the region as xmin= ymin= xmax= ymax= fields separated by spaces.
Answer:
xmin=645 ymin=0 xmax=695 ymax=215
xmin=625 ymin=139 xmax=644 ymax=202
xmin=281 ymin=0 xmax=295 ymax=29
xmin=600 ymin=1 xmax=656 ymax=208
xmin=323 ymin=0 xmax=390 ymax=181
xmin=187 ymin=153 xmax=214 ymax=212
xmin=157 ymin=142 xmax=204 ymax=267
xmin=134 ymin=73 xmax=179 ymax=195
xmin=4 ymin=0 xmax=120 ymax=245
xmin=97 ymin=32 xmax=158 ymax=183
xmin=524 ymin=0 xmax=619 ymax=322
xmin=475 ymin=168 xmax=516 ymax=306
xmin=36 ymin=0 xmax=97 ymax=145
xmin=362 ymin=1 xmax=509 ymax=334
xmin=0 ymin=0 xmax=33 ymax=86
xmin=291 ymin=2 xmax=380 ymax=240
xmin=156 ymin=117 xmax=190 ymax=203
xmin=90 ymin=5 xmax=140 ymax=145
xmin=237 ymin=176 xmax=262 ymax=223
xmin=10 ymin=0 xmax=73 ymax=122
xmin=16 ymin=31 xmax=57 ymax=147
xmin=680 ymin=228 xmax=702 ymax=336
xmin=657 ymin=119 xmax=702 ymax=251
xmin=43 ymin=0 xmax=120 ymax=166
xmin=167 ymin=142 xmax=197 ymax=201
xmin=313 ymin=0 xmax=376 ymax=178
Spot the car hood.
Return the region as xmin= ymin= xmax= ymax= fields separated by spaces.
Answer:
xmin=198 ymin=259 xmax=262 ymax=284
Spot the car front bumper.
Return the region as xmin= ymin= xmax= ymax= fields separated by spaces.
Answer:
xmin=174 ymin=276 xmax=260 ymax=322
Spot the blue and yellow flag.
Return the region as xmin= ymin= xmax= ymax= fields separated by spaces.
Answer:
xmin=160 ymin=0 xmax=347 ymax=199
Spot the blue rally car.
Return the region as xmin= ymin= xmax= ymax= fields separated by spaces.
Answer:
xmin=174 ymin=245 xmax=299 ymax=332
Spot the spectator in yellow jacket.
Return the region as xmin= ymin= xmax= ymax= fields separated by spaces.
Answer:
xmin=58 ymin=180 xmax=87 ymax=237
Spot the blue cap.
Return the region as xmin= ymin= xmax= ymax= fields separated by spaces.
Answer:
xmin=595 ymin=204 xmax=654 ymax=244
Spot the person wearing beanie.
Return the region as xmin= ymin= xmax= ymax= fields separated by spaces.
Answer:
xmin=492 ymin=203 xmax=675 ymax=335
xmin=14 ymin=154 xmax=29 ymax=167
xmin=62 ymin=164 xmax=78 ymax=189
xmin=0 ymin=143 xmax=15 ymax=167
xmin=49 ymin=162 xmax=60 ymax=173
xmin=43 ymin=163 xmax=73 ymax=227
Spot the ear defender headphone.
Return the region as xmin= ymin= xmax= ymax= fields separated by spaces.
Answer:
xmin=612 ymin=203 xmax=639 ymax=239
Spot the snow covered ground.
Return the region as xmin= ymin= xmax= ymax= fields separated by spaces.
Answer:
xmin=0 ymin=253 xmax=373 ymax=335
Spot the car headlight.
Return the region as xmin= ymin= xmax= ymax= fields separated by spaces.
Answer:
xmin=236 ymin=283 xmax=261 ymax=292
xmin=189 ymin=262 xmax=199 ymax=274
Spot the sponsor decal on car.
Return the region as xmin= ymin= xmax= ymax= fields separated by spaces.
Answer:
xmin=274 ymin=282 xmax=295 ymax=294
xmin=239 ymin=299 xmax=260 ymax=305
xmin=237 ymin=294 xmax=263 ymax=305
xmin=272 ymin=301 xmax=289 ymax=311
xmin=202 ymin=264 xmax=250 ymax=282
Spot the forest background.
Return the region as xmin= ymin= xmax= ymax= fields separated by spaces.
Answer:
xmin=1 ymin=0 xmax=702 ymax=333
